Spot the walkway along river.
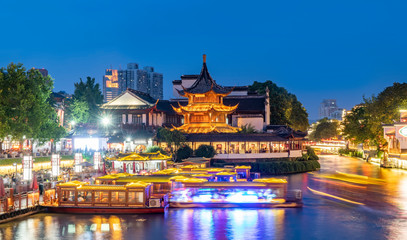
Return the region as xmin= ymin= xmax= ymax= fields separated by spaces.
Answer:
xmin=0 ymin=155 xmax=407 ymax=240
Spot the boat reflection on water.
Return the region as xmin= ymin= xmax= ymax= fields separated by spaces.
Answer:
xmin=165 ymin=208 xmax=286 ymax=240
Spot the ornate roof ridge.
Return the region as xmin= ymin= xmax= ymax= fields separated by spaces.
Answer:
xmin=180 ymin=55 xmax=233 ymax=95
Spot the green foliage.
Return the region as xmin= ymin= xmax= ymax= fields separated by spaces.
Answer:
xmin=146 ymin=146 xmax=168 ymax=155
xmin=343 ymin=83 xmax=407 ymax=150
xmin=0 ymin=155 xmax=74 ymax=166
xmin=238 ymin=124 xmax=257 ymax=133
xmin=302 ymin=147 xmax=319 ymax=160
xmin=176 ymin=145 xmax=193 ymax=162
xmin=342 ymin=106 xmax=375 ymax=146
xmin=0 ymin=63 xmax=66 ymax=148
xmin=156 ymin=128 xmax=186 ymax=151
xmin=338 ymin=149 xmax=364 ymax=158
xmin=66 ymin=77 xmax=103 ymax=124
xmin=249 ymin=81 xmax=309 ymax=131
xmin=212 ymin=160 xmax=320 ymax=175
xmin=194 ymin=145 xmax=216 ymax=158
xmin=309 ymin=118 xmax=339 ymax=141
xmin=69 ymin=99 xmax=90 ymax=124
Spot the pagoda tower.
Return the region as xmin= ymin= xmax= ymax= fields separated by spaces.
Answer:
xmin=172 ymin=55 xmax=240 ymax=134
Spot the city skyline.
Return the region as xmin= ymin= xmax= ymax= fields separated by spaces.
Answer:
xmin=2 ymin=0 xmax=407 ymax=120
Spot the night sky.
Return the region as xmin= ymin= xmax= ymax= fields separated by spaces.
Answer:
xmin=1 ymin=0 xmax=407 ymax=120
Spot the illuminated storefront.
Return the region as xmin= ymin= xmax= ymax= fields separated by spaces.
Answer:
xmin=382 ymin=110 xmax=407 ymax=169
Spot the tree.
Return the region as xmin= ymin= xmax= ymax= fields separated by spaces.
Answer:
xmin=176 ymin=145 xmax=193 ymax=162
xmin=195 ymin=145 xmax=216 ymax=158
xmin=342 ymin=82 xmax=407 ymax=150
xmin=238 ymin=124 xmax=257 ymax=134
xmin=145 ymin=145 xmax=168 ymax=155
xmin=156 ymin=128 xmax=186 ymax=152
xmin=249 ymin=81 xmax=309 ymax=131
xmin=67 ymin=77 xmax=103 ymax=124
xmin=69 ymin=99 xmax=90 ymax=124
xmin=342 ymin=105 xmax=375 ymax=146
xmin=309 ymin=118 xmax=339 ymax=141
xmin=0 ymin=63 xmax=66 ymax=152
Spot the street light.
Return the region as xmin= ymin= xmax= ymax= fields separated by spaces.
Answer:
xmin=102 ymin=116 xmax=111 ymax=126
xmin=13 ymin=162 xmax=17 ymax=178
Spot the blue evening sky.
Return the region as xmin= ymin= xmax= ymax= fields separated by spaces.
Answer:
xmin=1 ymin=0 xmax=407 ymax=120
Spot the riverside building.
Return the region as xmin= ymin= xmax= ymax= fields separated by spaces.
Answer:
xmin=100 ymin=55 xmax=306 ymax=161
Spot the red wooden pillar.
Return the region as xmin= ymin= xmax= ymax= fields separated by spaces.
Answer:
xmin=123 ymin=162 xmax=127 ymax=173
xmin=133 ymin=162 xmax=136 ymax=173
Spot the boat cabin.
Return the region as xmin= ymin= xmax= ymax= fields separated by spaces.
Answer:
xmin=170 ymin=178 xmax=288 ymax=206
xmin=56 ymin=181 xmax=152 ymax=208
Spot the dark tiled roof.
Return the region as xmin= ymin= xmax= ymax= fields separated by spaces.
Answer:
xmin=185 ymin=133 xmax=294 ymax=142
xmin=265 ymin=125 xmax=307 ymax=138
xmin=127 ymin=89 xmax=157 ymax=104
xmin=179 ymin=63 xmax=233 ymax=95
xmin=101 ymin=89 xmax=157 ymax=110
xmin=172 ymin=80 xmax=182 ymax=84
xmin=224 ymin=86 xmax=249 ymax=91
xmin=156 ymin=100 xmax=177 ymax=114
xmin=224 ymin=97 xmax=265 ymax=112
xmin=181 ymin=75 xmax=199 ymax=79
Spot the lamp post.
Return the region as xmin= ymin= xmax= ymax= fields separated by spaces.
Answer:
xmin=13 ymin=162 xmax=17 ymax=178
xmin=101 ymin=115 xmax=111 ymax=152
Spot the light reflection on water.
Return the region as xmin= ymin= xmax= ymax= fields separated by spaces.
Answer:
xmin=1 ymin=155 xmax=407 ymax=240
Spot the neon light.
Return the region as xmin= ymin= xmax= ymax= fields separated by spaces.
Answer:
xmin=400 ymin=126 xmax=407 ymax=137
xmin=171 ymin=188 xmax=278 ymax=203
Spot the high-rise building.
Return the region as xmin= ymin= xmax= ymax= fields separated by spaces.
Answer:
xmin=33 ymin=68 xmax=48 ymax=77
xmin=103 ymin=69 xmax=119 ymax=102
xmin=108 ymin=63 xmax=163 ymax=101
xmin=144 ymin=66 xmax=163 ymax=100
xmin=319 ymin=99 xmax=345 ymax=120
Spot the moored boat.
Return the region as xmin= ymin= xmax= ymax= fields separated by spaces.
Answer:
xmin=42 ymin=181 xmax=168 ymax=214
xmin=169 ymin=177 xmax=302 ymax=208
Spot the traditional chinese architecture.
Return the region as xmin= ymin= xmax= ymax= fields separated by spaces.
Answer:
xmin=97 ymin=55 xmax=306 ymax=160
xmin=172 ymin=55 xmax=240 ymax=134
xmin=164 ymin=55 xmax=306 ymax=161
xmin=100 ymin=89 xmax=179 ymax=151
xmin=106 ymin=151 xmax=172 ymax=173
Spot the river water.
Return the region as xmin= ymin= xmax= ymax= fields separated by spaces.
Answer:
xmin=1 ymin=155 xmax=407 ymax=240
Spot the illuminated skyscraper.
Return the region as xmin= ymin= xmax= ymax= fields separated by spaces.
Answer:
xmin=103 ymin=69 xmax=119 ymax=102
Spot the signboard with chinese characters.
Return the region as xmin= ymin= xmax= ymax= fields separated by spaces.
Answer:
xmin=51 ymin=154 xmax=60 ymax=177
xmin=23 ymin=155 xmax=33 ymax=181
xmin=400 ymin=126 xmax=407 ymax=137
xmin=93 ymin=152 xmax=101 ymax=170
xmin=74 ymin=153 xmax=83 ymax=173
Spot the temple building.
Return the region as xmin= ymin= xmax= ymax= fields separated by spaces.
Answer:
xmin=98 ymin=55 xmax=306 ymax=161
xmin=165 ymin=55 xmax=306 ymax=161
xmin=100 ymin=89 xmax=177 ymax=152
xmin=172 ymin=55 xmax=240 ymax=134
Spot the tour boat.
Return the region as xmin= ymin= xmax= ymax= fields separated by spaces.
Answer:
xmin=169 ymin=178 xmax=303 ymax=208
xmin=92 ymin=167 xmax=302 ymax=208
xmin=43 ymin=181 xmax=168 ymax=214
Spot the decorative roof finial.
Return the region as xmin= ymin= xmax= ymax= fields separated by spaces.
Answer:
xmin=203 ymin=54 xmax=206 ymax=63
